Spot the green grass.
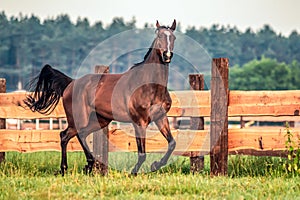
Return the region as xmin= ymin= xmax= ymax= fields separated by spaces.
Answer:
xmin=1 ymin=152 xmax=300 ymax=199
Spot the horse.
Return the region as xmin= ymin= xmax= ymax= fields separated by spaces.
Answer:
xmin=24 ymin=20 xmax=177 ymax=176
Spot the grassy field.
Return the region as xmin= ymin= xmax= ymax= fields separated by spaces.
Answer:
xmin=1 ymin=152 xmax=300 ymax=200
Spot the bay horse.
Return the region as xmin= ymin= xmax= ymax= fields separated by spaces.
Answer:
xmin=24 ymin=20 xmax=177 ymax=176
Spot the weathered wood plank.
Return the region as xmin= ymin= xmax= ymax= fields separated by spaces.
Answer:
xmin=229 ymin=90 xmax=300 ymax=116
xmin=0 ymin=129 xmax=210 ymax=153
xmin=0 ymin=130 xmax=81 ymax=152
xmin=229 ymin=116 xmax=300 ymax=122
xmin=1 ymin=127 xmax=296 ymax=156
xmin=228 ymin=127 xmax=300 ymax=151
xmin=0 ymin=92 xmax=65 ymax=119
xmin=106 ymin=129 xmax=210 ymax=153
xmin=1 ymin=90 xmax=300 ymax=118
xmin=229 ymin=90 xmax=300 ymax=106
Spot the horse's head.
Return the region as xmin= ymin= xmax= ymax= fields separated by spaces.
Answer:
xmin=154 ymin=20 xmax=176 ymax=64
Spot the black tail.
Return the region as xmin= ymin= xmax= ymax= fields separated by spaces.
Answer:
xmin=24 ymin=64 xmax=73 ymax=114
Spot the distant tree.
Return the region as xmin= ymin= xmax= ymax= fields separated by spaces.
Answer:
xmin=230 ymin=57 xmax=292 ymax=90
xmin=185 ymin=24 xmax=300 ymax=67
xmin=289 ymin=31 xmax=300 ymax=62
xmin=107 ymin=17 xmax=136 ymax=35
xmin=0 ymin=12 xmax=9 ymax=66
xmin=289 ymin=60 xmax=300 ymax=89
xmin=239 ymin=28 xmax=258 ymax=64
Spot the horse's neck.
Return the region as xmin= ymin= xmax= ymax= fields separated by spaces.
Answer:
xmin=124 ymin=48 xmax=169 ymax=90
xmin=141 ymin=50 xmax=169 ymax=86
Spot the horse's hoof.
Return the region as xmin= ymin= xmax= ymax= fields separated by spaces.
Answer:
xmin=60 ymin=168 xmax=67 ymax=176
xmin=54 ymin=170 xmax=60 ymax=176
xmin=84 ymin=165 xmax=90 ymax=174
xmin=60 ymin=165 xmax=68 ymax=176
xmin=59 ymin=170 xmax=66 ymax=177
xmin=129 ymin=172 xmax=138 ymax=177
xmin=151 ymin=161 xmax=160 ymax=172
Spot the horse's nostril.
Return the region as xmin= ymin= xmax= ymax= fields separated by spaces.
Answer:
xmin=163 ymin=51 xmax=173 ymax=58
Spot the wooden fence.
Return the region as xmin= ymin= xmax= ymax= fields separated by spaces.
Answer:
xmin=1 ymin=90 xmax=299 ymax=153
xmin=1 ymin=58 xmax=300 ymax=175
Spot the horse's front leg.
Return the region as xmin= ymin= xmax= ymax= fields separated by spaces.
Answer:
xmin=131 ymin=124 xmax=147 ymax=175
xmin=60 ymin=127 xmax=77 ymax=176
xmin=151 ymin=115 xmax=176 ymax=171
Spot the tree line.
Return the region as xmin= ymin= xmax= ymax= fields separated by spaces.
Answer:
xmin=229 ymin=57 xmax=300 ymax=90
xmin=0 ymin=11 xmax=300 ymax=91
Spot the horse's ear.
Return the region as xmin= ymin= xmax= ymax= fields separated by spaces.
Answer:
xmin=170 ymin=19 xmax=176 ymax=31
xmin=156 ymin=20 xmax=160 ymax=28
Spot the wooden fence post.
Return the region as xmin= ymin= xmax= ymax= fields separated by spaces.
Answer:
xmin=240 ymin=116 xmax=245 ymax=128
xmin=0 ymin=78 xmax=6 ymax=163
xmin=189 ymin=74 xmax=205 ymax=173
xmin=210 ymin=58 xmax=229 ymax=176
xmin=93 ymin=65 xmax=109 ymax=175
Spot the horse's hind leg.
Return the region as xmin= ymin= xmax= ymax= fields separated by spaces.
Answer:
xmin=151 ymin=115 xmax=176 ymax=171
xmin=76 ymin=132 xmax=95 ymax=174
xmin=77 ymin=116 xmax=111 ymax=174
xmin=60 ymin=127 xmax=78 ymax=176
xmin=131 ymin=124 xmax=147 ymax=175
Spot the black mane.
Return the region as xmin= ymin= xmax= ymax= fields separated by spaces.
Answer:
xmin=130 ymin=39 xmax=156 ymax=69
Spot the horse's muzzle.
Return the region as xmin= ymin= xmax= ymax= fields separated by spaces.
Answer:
xmin=162 ymin=51 xmax=173 ymax=63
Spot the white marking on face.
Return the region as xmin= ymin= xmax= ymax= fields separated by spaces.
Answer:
xmin=164 ymin=30 xmax=171 ymax=53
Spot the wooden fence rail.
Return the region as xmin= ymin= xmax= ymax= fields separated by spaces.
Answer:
xmin=1 ymin=127 xmax=299 ymax=156
xmin=1 ymin=90 xmax=300 ymax=119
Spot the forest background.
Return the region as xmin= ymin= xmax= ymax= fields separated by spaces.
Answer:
xmin=1 ymin=12 xmax=300 ymax=91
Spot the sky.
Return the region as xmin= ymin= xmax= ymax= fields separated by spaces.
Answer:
xmin=1 ymin=0 xmax=300 ymax=36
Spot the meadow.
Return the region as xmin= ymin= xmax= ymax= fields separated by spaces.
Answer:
xmin=1 ymin=152 xmax=300 ymax=200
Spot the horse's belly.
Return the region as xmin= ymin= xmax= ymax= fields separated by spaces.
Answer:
xmin=94 ymin=100 xmax=132 ymax=123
